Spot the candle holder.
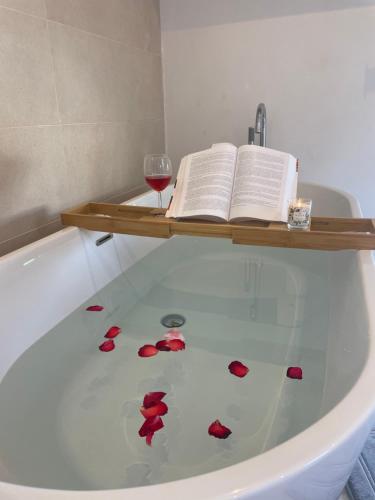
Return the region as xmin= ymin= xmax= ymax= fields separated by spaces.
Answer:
xmin=288 ymin=198 xmax=312 ymax=231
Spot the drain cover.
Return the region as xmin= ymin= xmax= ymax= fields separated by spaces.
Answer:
xmin=161 ymin=314 xmax=186 ymax=328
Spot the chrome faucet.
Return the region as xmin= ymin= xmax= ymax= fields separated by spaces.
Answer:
xmin=255 ymin=103 xmax=267 ymax=147
xmin=248 ymin=103 xmax=267 ymax=147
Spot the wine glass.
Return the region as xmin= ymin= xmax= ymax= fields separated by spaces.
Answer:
xmin=144 ymin=154 xmax=172 ymax=209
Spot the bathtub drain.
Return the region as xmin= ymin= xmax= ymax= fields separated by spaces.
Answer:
xmin=161 ymin=314 xmax=186 ymax=328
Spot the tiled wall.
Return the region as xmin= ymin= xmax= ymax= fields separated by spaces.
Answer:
xmin=0 ymin=0 xmax=164 ymax=256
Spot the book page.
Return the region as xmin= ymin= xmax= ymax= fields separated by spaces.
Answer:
xmin=166 ymin=144 xmax=237 ymax=221
xmin=229 ymin=145 xmax=297 ymax=222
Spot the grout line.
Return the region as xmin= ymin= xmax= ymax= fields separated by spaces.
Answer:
xmin=0 ymin=218 xmax=61 ymax=246
xmin=41 ymin=0 xmax=47 ymax=19
xmin=0 ymin=4 xmax=162 ymax=56
xmin=0 ymin=4 xmax=47 ymax=21
xmin=45 ymin=19 xmax=62 ymax=125
xmin=46 ymin=18 xmax=162 ymax=57
xmin=160 ymin=31 xmax=168 ymax=156
xmin=0 ymin=118 xmax=164 ymax=131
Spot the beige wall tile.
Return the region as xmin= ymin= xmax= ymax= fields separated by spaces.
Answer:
xmin=60 ymin=119 xmax=165 ymax=208
xmin=0 ymin=0 xmax=46 ymax=18
xmin=0 ymin=126 xmax=66 ymax=242
xmin=61 ymin=123 xmax=133 ymax=208
xmin=129 ymin=118 xmax=165 ymax=173
xmin=46 ymin=0 xmax=161 ymax=52
xmin=0 ymin=120 xmax=165 ymax=253
xmin=0 ymin=1 xmax=165 ymax=256
xmin=0 ymin=181 xmax=147 ymax=257
xmin=134 ymin=52 xmax=164 ymax=120
xmin=124 ymin=118 xmax=165 ymax=190
xmin=49 ymin=22 xmax=139 ymax=124
xmin=0 ymin=8 xmax=58 ymax=126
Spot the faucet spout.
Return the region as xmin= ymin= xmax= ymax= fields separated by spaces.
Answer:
xmin=255 ymin=103 xmax=267 ymax=147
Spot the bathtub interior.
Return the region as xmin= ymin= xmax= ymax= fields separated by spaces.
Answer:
xmin=0 ymin=184 xmax=370 ymax=491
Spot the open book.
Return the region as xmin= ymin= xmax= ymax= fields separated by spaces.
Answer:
xmin=166 ymin=143 xmax=298 ymax=223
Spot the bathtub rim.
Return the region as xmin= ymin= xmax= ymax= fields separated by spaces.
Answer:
xmin=0 ymin=182 xmax=374 ymax=499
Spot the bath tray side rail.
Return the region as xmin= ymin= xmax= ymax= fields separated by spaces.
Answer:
xmin=60 ymin=203 xmax=375 ymax=250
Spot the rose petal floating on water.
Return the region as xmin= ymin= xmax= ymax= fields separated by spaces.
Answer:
xmin=140 ymin=401 xmax=168 ymax=418
xmin=287 ymin=366 xmax=303 ymax=380
xmin=139 ymin=416 xmax=164 ymax=437
xmin=138 ymin=345 xmax=158 ymax=358
xmin=155 ymin=340 xmax=171 ymax=351
xmin=166 ymin=339 xmax=185 ymax=351
xmin=208 ymin=420 xmax=232 ymax=439
xmin=156 ymin=338 xmax=185 ymax=352
xmin=99 ymin=340 xmax=115 ymax=352
xmin=228 ymin=360 xmax=249 ymax=378
xmin=143 ymin=391 xmax=166 ymax=408
xmin=86 ymin=305 xmax=104 ymax=312
xmin=164 ymin=329 xmax=185 ymax=342
xmin=104 ymin=326 xmax=121 ymax=339
xmin=146 ymin=432 xmax=154 ymax=446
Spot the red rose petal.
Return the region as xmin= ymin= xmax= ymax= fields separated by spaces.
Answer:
xmin=138 ymin=345 xmax=158 ymax=357
xmin=146 ymin=432 xmax=154 ymax=446
xmin=140 ymin=401 xmax=168 ymax=418
xmin=143 ymin=392 xmax=166 ymax=408
xmin=104 ymin=326 xmax=121 ymax=339
xmin=86 ymin=305 xmax=104 ymax=312
xmin=287 ymin=366 xmax=303 ymax=380
xmin=156 ymin=339 xmax=185 ymax=352
xmin=99 ymin=340 xmax=115 ymax=352
xmin=155 ymin=340 xmax=171 ymax=351
xmin=228 ymin=360 xmax=249 ymax=378
xmin=166 ymin=339 xmax=185 ymax=351
xmin=164 ymin=329 xmax=185 ymax=342
xmin=208 ymin=420 xmax=232 ymax=439
xmin=139 ymin=416 xmax=164 ymax=437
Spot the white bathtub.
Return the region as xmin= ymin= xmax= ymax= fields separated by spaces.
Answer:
xmin=0 ymin=183 xmax=374 ymax=500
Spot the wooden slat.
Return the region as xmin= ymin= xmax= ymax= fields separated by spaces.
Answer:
xmin=61 ymin=211 xmax=171 ymax=239
xmin=171 ymin=220 xmax=234 ymax=239
xmin=310 ymin=217 xmax=374 ymax=233
xmin=232 ymin=227 xmax=375 ymax=250
xmin=87 ymin=202 xmax=166 ymax=218
xmin=60 ymin=203 xmax=375 ymax=251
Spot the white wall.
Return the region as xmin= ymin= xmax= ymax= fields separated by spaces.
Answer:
xmin=160 ymin=1 xmax=375 ymax=216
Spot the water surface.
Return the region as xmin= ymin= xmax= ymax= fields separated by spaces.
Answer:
xmin=0 ymin=237 xmax=330 ymax=490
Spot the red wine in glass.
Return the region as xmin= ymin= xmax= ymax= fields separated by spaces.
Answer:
xmin=144 ymin=154 xmax=172 ymax=209
xmin=145 ymin=175 xmax=172 ymax=192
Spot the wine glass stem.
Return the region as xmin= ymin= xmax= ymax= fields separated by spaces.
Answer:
xmin=158 ymin=192 xmax=162 ymax=209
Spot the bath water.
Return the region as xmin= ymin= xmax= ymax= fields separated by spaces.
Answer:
xmin=0 ymin=237 xmax=331 ymax=490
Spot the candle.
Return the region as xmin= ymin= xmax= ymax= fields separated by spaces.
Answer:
xmin=288 ymin=198 xmax=312 ymax=231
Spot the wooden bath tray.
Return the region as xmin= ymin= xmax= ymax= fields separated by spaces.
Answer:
xmin=61 ymin=202 xmax=375 ymax=251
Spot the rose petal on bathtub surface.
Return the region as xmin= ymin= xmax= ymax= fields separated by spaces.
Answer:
xmin=228 ymin=361 xmax=249 ymax=378
xmin=164 ymin=329 xmax=185 ymax=341
xmin=140 ymin=401 xmax=168 ymax=418
xmin=146 ymin=432 xmax=154 ymax=446
xmin=99 ymin=340 xmax=115 ymax=352
xmin=166 ymin=339 xmax=186 ymax=351
xmin=143 ymin=392 xmax=166 ymax=408
xmin=138 ymin=345 xmax=158 ymax=357
xmin=208 ymin=420 xmax=232 ymax=439
xmin=287 ymin=366 xmax=303 ymax=380
xmin=155 ymin=340 xmax=171 ymax=351
xmin=139 ymin=416 xmax=164 ymax=437
xmin=86 ymin=305 xmax=104 ymax=312
xmin=104 ymin=326 xmax=121 ymax=339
